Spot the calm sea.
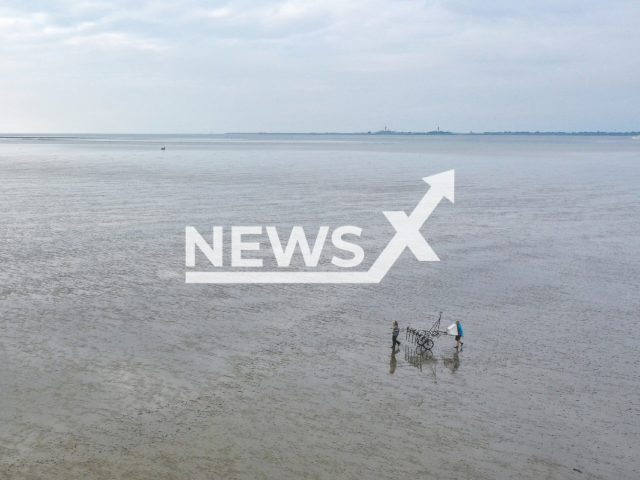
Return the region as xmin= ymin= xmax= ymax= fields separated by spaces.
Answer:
xmin=1 ymin=134 xmax=639 ymax=479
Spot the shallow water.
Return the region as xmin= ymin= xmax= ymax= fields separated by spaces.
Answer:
xmin=1 ymin=134 xmax=639 ymax=479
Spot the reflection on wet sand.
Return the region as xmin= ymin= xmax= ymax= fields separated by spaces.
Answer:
xmin=443 ymin=350 xmax=461 ymax=373
xmin=389 ymin=349 xmax=399 ymax=374
xmin=398 ymin=346 xmax=462 ymax=379
xmin=403 ymin=346 xmax=438 ymax=377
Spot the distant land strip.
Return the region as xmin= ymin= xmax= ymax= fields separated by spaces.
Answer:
xmin=229 ymin=130 xmax=640 ymax=136
xmin=1 ymin=131 xmax=639 ymax=138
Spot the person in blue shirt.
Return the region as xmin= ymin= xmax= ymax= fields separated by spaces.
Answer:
xmin=455 ymin=320 xmax=464 ymax=349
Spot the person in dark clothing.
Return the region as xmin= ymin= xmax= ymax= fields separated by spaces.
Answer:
xmin=392 ymin=320 xmax=401 ymax=349
xmin=455 ymin=320 xmax=464 ymax=349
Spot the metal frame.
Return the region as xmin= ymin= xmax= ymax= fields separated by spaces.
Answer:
xmin=404 ymin=312 xmax=448 ymax=352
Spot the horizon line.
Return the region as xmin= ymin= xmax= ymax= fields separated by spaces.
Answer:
xmin=1 ymin=130 xmax=639 ymax=137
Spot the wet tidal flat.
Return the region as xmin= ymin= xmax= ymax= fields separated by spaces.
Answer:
xmin=1 ymin=135 xmax=639 ymax=479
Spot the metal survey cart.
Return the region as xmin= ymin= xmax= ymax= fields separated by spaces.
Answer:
xmin=404 ymin=311 xmax=449 ymax=352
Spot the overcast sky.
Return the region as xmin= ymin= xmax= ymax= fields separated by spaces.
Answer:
xmin=1 ymin=0 xmax=638 ymax=133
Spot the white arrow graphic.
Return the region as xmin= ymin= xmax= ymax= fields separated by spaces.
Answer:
xmin=186 ymin=170 xmax=454 ymax=284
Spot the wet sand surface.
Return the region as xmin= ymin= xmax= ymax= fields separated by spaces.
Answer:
xmin=1 ymin=135 xmax=639 ymax=479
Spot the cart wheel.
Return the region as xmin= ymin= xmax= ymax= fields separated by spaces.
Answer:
xmin=424 ymin=338 xmax=434 ymax=350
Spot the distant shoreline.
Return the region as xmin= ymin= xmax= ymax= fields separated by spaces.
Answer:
xmin=228 ymin=131 xmax=640 ymax=136
xmin=1 ymin=131 xmax=639 ymax=138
